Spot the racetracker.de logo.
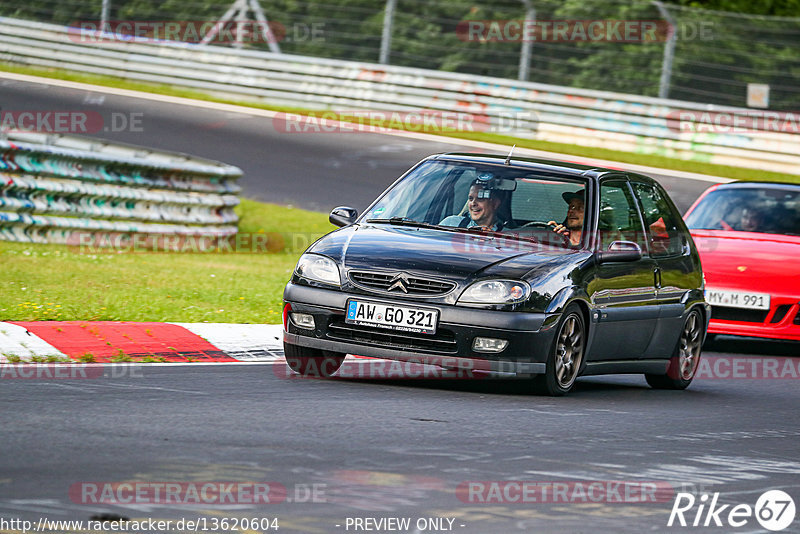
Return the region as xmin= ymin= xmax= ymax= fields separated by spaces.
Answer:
xmin=666 ymin=110 xmax=800 ymax=134
xmin=67 ymin=232 xmax=289 ymax=254
xmin=68 ymin=20 xmax=324 ymax=44
xmin=0 ymin=111 xmax=142 ymax=134
xmin=276 ymin=356 xmax=497 ymax=380
xmin=457 ymin=481 xmax=675 ymax=504
xmin=456 ymin=19 xmax=671 ymax=42
xmin=0 ymin=363 xmax=146 ymax=380
xmin=0 ymin=363 xmax=98 ymax=379
xmin=272 ymin=110 xmax=537 ymax=135
xmin=70 ymin=482 xmax=288 ymax=504
xmin=690 ymin=356 xmax=800 ymax=380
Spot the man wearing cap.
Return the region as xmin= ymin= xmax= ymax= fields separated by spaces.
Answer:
xmin=549 ymin=190 xmax=584 ymax=247
xmin=440 ymin=182 xmax=507 ymax=231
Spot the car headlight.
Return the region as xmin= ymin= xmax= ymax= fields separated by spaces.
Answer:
xmin=458 ymin=280 xmax=530 ymax=304
xmin=295 ymin=253 xmax=341 ymax=286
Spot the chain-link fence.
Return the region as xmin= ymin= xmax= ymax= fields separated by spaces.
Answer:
xmin=1 ymin=0 xmax=798 ymax=109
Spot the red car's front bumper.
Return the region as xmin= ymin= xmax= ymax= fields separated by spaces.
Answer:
xmin=689 ymin=229 xmax=800 ymax=342
xmin=709 ymin=297 xmax=800 ymax=341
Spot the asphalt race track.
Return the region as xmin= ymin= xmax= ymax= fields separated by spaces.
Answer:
xmin=3 ymin=343 xmax=800 ymax=534
xmin=1 ymin=77 xmax=799 ymax=533
xmin=0 ymin=76 xmax=710 ymax=213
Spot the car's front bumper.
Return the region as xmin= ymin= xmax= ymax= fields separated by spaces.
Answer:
xmin=709 ymin=299 xmax=800 ymax=341
xmin=283 ymin=282 xmax=560 ymax=374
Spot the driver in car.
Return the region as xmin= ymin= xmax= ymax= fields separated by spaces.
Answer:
xmin=549 ymin=190 xmax=584 ymax=247
xmin=440 ymin=182 xmax=509 ymax=231
xmin=738 ymin=206 xmax=763 ymax=232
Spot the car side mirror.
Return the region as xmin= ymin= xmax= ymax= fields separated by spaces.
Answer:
xmin=596 ymin=241 xmax=642 ymax=263
xmin=329 ymin=206 xmax=358 ymax=227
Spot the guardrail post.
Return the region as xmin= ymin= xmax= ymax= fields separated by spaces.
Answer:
xmin=200 ymin=0 xmax=281 ymax=53
xmin=379 ymin=0 xmax=397 ymax=65
xmin=518 ymin=1 xmax=536 ymax=81
xmin=653 ymin=0 xmax=677 ymax=99
xmin=250 ymin=0 xmax=281 ymax=53
xmin=100 ymin=0 xmax=110 ymax=30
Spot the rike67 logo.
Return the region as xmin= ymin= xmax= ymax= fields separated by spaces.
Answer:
xmin=668 ymin=490 xmax=795 ymax=531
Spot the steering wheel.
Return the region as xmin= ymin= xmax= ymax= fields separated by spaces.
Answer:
xmin=519 ymin=221 xmax=552 ymax=228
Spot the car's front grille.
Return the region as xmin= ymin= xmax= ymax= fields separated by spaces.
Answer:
xmin=349 ymin=270 xmax=455 ymax=296
xmin=327 ymin=320 xmax=458 ymax=354
xmin=711 ymin=306 xmax=770 ymax=323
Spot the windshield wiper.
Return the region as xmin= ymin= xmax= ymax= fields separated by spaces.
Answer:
xmin=448 ymin=225 xmax=539 ymax=243
xmin=366 ymin=217 xmax=441 ymax=229
xmin=365 ymin=218 xmax=537 ymax=243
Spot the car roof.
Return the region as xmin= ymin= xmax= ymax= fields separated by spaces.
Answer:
xmin=431 ymin=152 xmax=656 ymax=184
xmin=714 ymin=181 xmax=800 ymax=191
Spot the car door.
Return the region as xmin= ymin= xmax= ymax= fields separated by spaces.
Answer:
xmin=588 ymin=178 xmax=659 ymax=360
xmin=631 ymin=180 xmax=702 ymax=358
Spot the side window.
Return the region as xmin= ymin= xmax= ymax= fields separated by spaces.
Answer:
xmin=599 ymin=181 xmax=646 ymax=251
xmin=632 ymin=182 xmax=685 ymax=257
xmin=510 ymin=182 xmax=585 ymax=224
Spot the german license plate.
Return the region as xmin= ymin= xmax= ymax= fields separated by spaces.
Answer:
xmin=705 ymin=288 xmax=770 ymax=310
xmin=345 ymin=299 xmax=438 ymax=334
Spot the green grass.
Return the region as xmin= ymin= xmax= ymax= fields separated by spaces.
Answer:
xmin=0 ymin=200 xmax=335 ymax=323
xmin=2 ymin=62 xmax=798 ymax=184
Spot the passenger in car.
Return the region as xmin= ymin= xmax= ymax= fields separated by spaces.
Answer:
xmin=548 ymin=191 xmax=584 ymax=247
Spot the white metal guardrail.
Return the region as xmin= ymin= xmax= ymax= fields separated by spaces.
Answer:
xmin=0 ymin=17 xmax=798 ymax=176
xmin=0 ymin=131 xmax=241 ymax=245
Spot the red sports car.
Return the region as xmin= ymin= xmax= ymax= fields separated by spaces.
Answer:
xmin=684 ymin=182 xmax=800 ymax=341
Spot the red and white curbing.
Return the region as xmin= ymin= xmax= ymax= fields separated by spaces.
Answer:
xmin=6 ymin=322 xmax=799 ymax=380
xmin=0 ymin=321 xmax=284 ymax=363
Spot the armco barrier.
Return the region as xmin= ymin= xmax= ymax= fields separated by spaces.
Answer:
xmin=0 ymin=17 xmax=798 ymax=176
xmin=0 ymin=131 xmax=241 ymax=244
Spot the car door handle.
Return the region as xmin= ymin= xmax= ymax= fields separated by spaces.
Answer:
xmin=654 ymin=267 xmax=662 ymax=289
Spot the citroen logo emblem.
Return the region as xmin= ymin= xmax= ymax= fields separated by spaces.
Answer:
xmin=388 ymin=273 xmax=409 ymax=293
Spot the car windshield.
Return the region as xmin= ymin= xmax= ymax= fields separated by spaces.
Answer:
xmin=685 ymin=186 xmax=800 ymax=236
xmin=363 ymin=159 xmax=588 ymax=245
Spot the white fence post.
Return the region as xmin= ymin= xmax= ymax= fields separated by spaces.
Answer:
xmin=379 ymin=0 xmax=397 ymax=65
xmin=518 ymin=1 xmax=536 ymax=82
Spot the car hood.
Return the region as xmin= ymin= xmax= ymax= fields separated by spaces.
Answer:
xmin=691 ymin=229 xmax=800 ymax=295
xmin=310 ymin=224 xmax=588 ymax=282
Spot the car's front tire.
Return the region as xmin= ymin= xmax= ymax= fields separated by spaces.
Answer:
xmin=646 ymin=308 xmax=704 ymax=390
xmin=284 ymin=342 xmax=345 ymax=377
xmin=533 ymin=304 xmax=585 ymax=396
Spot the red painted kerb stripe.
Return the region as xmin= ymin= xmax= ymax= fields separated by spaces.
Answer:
xmin=13 ymin=321 xmax=236 ymax=362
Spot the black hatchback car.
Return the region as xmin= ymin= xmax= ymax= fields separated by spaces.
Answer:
xmin=283 ymin=153 xmax=709 ymax=395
